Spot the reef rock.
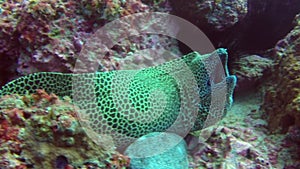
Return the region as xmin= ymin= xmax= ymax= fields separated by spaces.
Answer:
xmin=0 ymin=90 xmax=130 ymax=168
xmin=124 ymin=132 xmax=188 ymax=169
xmin=170 ymin=0 xmax=248 ymax=31
xmin=188 ymin=126 xmax=273 ymax=169
xmin=263 ymin=13 xmax=300 ymax=133
xmin=232 ymin=54 xmax=274 ymax=92
xmin=187 ymin=91 xmax=300 ymax=168
xmin=0 ymin=0 xmax=181 ymax=86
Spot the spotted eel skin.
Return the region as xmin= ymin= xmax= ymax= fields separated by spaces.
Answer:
xmin=0 ymin=49 xmax=237 ymax=145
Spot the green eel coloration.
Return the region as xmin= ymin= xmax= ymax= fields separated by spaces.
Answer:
xmin=0 ymin=49 xmax=237 ymax=139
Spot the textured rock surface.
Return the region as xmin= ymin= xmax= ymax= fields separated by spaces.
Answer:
xmin=188 ymin=93 xmax=299 ymax=168
xmin=169 ymin=0 xmax=300 ymax=59
xmin=0 ymin=90 xmax=130 ymax=168
xmin=170 ymin=0 xmax=248 ymax=31
xmin=232 ymin=55 xmax=274 ymax=92
xmin=0 ymin=0 xmax=180 ymax=86
xmin=263 ymin=14 xmax=300 ymax=133
xmin=125 ymin=132 xmax=188 ymax=169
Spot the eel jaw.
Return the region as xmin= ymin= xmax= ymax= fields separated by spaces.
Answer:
xmin=225 ymin=75 xmax=237 ymax=110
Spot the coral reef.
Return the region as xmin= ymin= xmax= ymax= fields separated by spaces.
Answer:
xmin=170 ymin=0 xmax=248 ymax=31
xmin=189 ymin=126 xmax=273 ymax=169
xmin=1 ymin=0 xmax=300 ymax=168
xmin=141 ymin=0 xmax=172 ymax=13
xmin=0 ymin=0 xmax=180 ymax=86
xmin=0 ymin=0 xmax=80 ymax=86
xmin=232 ymin=54 xmax=274 ymax=92
xmin=188 ymin=93 xmax=299 ymax=168
xmin=263 ymin=13 xmax=300 ymax=133
xmin=0 ymin=90 xmax=130 ymax=168
xmin=200 ymin=0 xmax=248 ymax=31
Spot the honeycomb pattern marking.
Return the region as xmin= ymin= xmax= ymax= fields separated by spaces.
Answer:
xmin=0 ymin=49 xmax=237 ymax=148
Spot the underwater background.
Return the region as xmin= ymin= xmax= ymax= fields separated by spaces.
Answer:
xmin=0 ymin=0 xmax=300 ymax=168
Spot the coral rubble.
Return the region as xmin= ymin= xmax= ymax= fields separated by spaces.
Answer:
xmin=0 ymin=90 xmax=130 ymax=169
xmin=188 ymin=93 xmax=299 ymax=168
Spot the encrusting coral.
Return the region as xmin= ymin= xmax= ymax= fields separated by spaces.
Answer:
xmin=0 ymin=89 xmax=130 ymax=168
xmin=0 ymin=0 xmax=169 ymax=86
xmin=263 ymin=14 xmax=300 ymax=133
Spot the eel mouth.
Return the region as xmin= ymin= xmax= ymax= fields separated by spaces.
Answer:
xmin=200 ymin=48 xmax=231 ymax=85
xmin=225 ymin=75 xmax=237 ymax=108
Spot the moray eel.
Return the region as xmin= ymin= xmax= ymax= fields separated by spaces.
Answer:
xmin=0 ymin=48 xmax=236 ymax=148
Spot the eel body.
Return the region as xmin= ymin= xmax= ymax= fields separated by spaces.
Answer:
xmin=0 ymin=49 xmax=237 ymax=149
